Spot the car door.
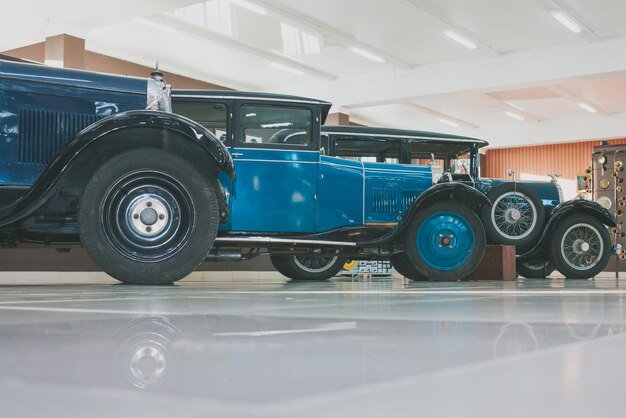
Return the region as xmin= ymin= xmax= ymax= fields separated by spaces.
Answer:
xmin=230 ymin=102 xmax=318 ymax=233
xmin=171 ymin=98 xmax=233 ymax=231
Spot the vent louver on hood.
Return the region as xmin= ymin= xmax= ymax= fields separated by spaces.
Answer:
xmin=19 ymin=108 xmax=98 ymax=165
xmin=371 ymin=187 xmax=424 ymax=214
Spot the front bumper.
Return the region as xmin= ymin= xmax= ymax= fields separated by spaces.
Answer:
xmin=613 ymin=243 xmax=622 ymax=255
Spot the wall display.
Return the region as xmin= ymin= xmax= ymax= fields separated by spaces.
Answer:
xmin=592 ymin=144 xmax=626 ymax=272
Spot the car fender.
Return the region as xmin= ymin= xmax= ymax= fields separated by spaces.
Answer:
xmin=362 ymin=182 xmax=490 ymax=246
xmin=0 ymin=110 xmax=234 ymax=227
xmin=519 ymin=199 xmax=616 ymax=260
xmin=398 ymin=182 xmax=490 ymax=232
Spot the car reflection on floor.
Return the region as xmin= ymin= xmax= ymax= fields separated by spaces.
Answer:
xmin=1 ymin=276 xmax=626 ymax=417
xmin=1 ymin=313 xmax=623 ymax=400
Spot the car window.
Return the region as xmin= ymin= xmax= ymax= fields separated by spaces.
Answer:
xmin=239 ymin=105 xmax=311 ymax=146
xmin=450 ymin=153 xmax=471 ymax=174
xmin=333 ymin=137 xmax=402 ymax=163
xmin=172 ymin=101 xmax=228 ymax=143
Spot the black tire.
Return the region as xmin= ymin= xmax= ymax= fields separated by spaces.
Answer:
xmin=78 ymin=149 xmax=220 ymax=285
xmin=270 ymin=254 xmax=346 ymax=281
xmin=405 ymin=201 xmax=486 ymax=281
xmin=391 ymin=253 xmax=427 ymax=281
xmin=481 ymin=183 xmax=545 ymax=252
xmin=516 ymin=260 xmax=555 ymax=278
xmin=549 ymin=214 xmax=612 ymax=279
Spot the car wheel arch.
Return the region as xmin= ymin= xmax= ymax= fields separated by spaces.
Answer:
xmin=518 ymin=200 xmax=616 ymax=261
xmin=395 ymin=182 xmax=490 ymax=239
xmin=0 ymin=112 xmax=232 ymax=227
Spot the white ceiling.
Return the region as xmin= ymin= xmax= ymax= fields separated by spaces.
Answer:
xmin=4 ymin=0 xmax=626 ymax=148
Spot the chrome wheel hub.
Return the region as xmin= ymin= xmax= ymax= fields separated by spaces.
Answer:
xmin=128 ymin=194 xmax=169 ymax=237
xmin=572 ymin=239 xmax=591 ymax=254
xmin=506 ymin=209 xmax=522 ymax=222
xmin=129 ymin=345 xmax=167 ymax=388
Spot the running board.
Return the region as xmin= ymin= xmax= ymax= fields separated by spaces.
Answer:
xmin=215 ymin=237 xmax=357 ymax=247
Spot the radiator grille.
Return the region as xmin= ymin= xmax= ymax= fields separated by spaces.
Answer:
xmin=401 ymin=188 xmax=422 ymax=212
xmin=19 ymin=108 xmax=98 ymax=165
xmin=371 ymin=187 xmax=397 ymax=214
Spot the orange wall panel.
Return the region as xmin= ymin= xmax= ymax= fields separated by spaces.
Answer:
xmin=485 ymin=138 xmax=626 ymax=180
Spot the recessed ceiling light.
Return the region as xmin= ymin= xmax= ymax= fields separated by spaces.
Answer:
xmin=269 ymin=62 xmax=304 ymax=76
xmin=442 ymin=29 xmax=477 ymax=50
xmin=348 ymin=47 xmax=386 ymax=63
xmin=134 ymin=18 xmax=179 ymax=34
xmin=550 ymin=11 xmax=582 ymax=33
xmin=438 ymin=118 xmax=459 ymax=127
xmin=229 ymin=0 xmax=268 ymax=16
xmin=578 ymin=102 xmax=597 ymax=113
xmin=506 ymin=102 xmax=525 ymax=111
xmin=504 ymin=111 xmax=525 ymax=121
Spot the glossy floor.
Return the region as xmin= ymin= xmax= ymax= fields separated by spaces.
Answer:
xmin=2 ymin=274 xmax=626 ymax=417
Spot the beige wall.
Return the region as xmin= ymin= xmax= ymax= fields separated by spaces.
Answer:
xmin=2 ymin=35 xmax=228 ymax=90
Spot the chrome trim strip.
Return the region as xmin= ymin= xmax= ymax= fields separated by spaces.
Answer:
xmin=215 ymin=237 xmax=357 ymax=246
xmin=231 ymin=147 xmax=320 ymax=153
xmin=362 ymin=161 xmax=366 ymax=224
xmin=172 ymin=94 xmax=327 ymax=105
xmin=364 ymin=167 xmax=432 ymax=174
xmin=324 ymin=131 xmax=482 ymax=143
xmin=319 ymin=161 xmax=361 ymax=169
xmin=234 ymin=159 xmax=317 ymax=164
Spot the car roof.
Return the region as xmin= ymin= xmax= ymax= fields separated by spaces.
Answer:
xmin=322 ymin=125 xmax=489 ymax=148
xmin=172 ymin=89 xmax=333 ymax=123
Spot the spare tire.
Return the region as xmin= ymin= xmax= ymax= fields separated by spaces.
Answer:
xmin=481 ymin=183 xmax=545 ymax=252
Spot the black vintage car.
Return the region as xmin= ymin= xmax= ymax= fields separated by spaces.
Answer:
xmin=322 ymin=126 xmax=617 ymax=279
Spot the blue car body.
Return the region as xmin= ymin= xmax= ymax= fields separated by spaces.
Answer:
xmin=0 ymin=60 xmax=458 ymax=248
xmin=0 ymin=60 xmax=147 ymax=186
xmin=321 ymin=125 xmax=615 ymax=264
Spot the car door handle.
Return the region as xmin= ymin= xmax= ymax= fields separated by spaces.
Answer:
xmin=231 ymin=152 xmax=243 ymax=157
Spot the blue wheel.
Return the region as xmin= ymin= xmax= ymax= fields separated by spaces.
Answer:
xmin=405 ymin=202 xmax=486 ymax=281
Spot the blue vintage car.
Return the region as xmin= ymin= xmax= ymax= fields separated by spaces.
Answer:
xmin=0 ymin=59 xmax=614 ymax=284
xmin=323 ymin=126 xmax=617 ymax=279
xmin=0 ymin=59 xmax=496 ymax=284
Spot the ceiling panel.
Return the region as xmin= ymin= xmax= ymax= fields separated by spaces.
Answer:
xmin=410 ymin=0 xmax=581 ymax=52
xmin=562 ymin=0 xmax=626 ymax=38
xmin=266 ymin=0 xmax=478 ymax=65
xmin=561 ymin=74 xmax=626 ymax=114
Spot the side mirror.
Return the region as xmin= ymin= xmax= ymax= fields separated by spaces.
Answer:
xmin=320 ymin=147 xmax=326 ymax=156
xmin=507 ymin=168 xmax=515 ymax=178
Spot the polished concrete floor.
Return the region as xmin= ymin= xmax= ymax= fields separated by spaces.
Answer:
xmin=2 ymin=274 xmax=626 ymax=417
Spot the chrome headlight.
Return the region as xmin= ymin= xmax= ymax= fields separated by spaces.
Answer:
xmin=598 ymin=154 xmax=607 ymax=165
xmin=596 ymin=195 xmax=612 ymax=210
xmin=554 ymin=182 xmax=564 ymax=203
xmin=147 ymin=67 xmax=172 ymax=113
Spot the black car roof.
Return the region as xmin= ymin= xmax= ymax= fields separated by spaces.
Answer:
xmin=172 ymin=89 xmax=333 ymax=123
xmin=172 ymin=90 xmax=331 ymax=106
xmin=321 ymin=125 xmax=489 ymax=148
